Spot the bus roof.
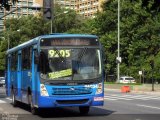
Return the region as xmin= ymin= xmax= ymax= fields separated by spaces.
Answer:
xmin=42 ymin=33 xmax=98 ymax=39
xmin=7 ymin=34 xmax=98 ymax=54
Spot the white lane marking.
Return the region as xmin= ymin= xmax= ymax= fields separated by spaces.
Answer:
xmin=121 ymin=94 xmax=160 ymax=100
xmin=0 ymin=100 xmax=7 ymax=103
xmin=137 ymin=104 xmax=160 ymax=110
xmin=104 ymin=98 xmax=117 ymax=100
xmin=105 ymin=94 xmax=160 ymax=100
xmin=105 ymin=95 xmax=144 ymax=100
xmin=104 ymin=96 xmax=132 ymax=100
xmin=106 ymin=94 xmax=160 ymax=98
xmin=0 ymin=97 xmax=11 ymax=103
xmin=5 ymin=97 xmax=12 ymax=101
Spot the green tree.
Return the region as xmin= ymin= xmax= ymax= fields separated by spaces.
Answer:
xmin=4 ymin=15 xmax=50 ymax=48
xmin=92 ymin=0 xmax=160 ymax=82
xmin=52 ymin=4 xmax=83 ymax=33
xmin=0 ymin=15 xmax=50 ymax=75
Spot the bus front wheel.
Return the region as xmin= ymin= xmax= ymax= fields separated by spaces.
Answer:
xmin=79 ymin=106 xmax=90 ymax=115
xmin=28 ymin=94 xmax=38 ymax=115
xmin=11 ymin=90 xmax=17 ymax=107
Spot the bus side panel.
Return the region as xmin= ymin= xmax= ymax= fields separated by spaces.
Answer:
xmin=17 ymin=52 xmax=22 ymax=101
xmin=10 ymin=71 xmax=18 ymax=96
xmin=21 ymin=70 xmax=32 ymax=104
xmin=32 ymin=71 xmax=40 ymax=107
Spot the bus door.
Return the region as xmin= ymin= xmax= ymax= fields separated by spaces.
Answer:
xmin=21 ymin=48 xmax=32 ymax=103
xmin=6 ymin=55 xmax=11 ymax=96
xmin=17 ymin=51 xmax=22 ymax=100
xmin=31 ymin=47 xmax=39 ymax=106
xmin=10 ymin=53 xmax=18 ymax=99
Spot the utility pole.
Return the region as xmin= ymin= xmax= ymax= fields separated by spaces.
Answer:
xmin=51 ymin=0 xmax=53 ymax=33
xmin=117 ymin=0 xmax=121 ymax=82
xmin=151 ymin=69 xmax=154 ymax=91
xmin=150 ymin=60 xmax=154 ymax=91
xmin=53 ymin=0 xmax=56 ymax=33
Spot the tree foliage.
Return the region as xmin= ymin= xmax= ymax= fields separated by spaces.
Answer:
xmin=96 ymin=0 xmax=160 ymax=83
xmin=51 ymin=3 xmax=84 ymax=33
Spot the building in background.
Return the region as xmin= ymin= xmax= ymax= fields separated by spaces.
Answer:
xmin=0 ymin=0 xmax=107 ymax=31
xmin=0 ymin=10 xmax=4 ymax=31
xmin=0 ymin=0 xmax=43 ymax=31
xmin=57 ymin=0 xmax=106 ymax=18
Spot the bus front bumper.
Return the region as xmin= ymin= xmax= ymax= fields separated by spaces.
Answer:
xmin=38 ymin=95 xmax=104 ymax=108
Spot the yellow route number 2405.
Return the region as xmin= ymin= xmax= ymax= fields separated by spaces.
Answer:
xmin=48 ymin=50 xmax=71 ymax=58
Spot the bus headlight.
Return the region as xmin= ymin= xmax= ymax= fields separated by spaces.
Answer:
xmin=40 ymin=84 xmax=49 ymax=96
xmin=96 ymin=83 xmax=103 ymax=94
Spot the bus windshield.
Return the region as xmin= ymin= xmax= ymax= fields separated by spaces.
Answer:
xmin=40 ymin=48 xmax=102 ymax=81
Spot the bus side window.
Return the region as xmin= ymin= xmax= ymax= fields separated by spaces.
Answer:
xmin=22 ymin=47 xmax=31 ymax=70
xmin=11 ymin=52 xmax=18 ymax=71
xmin=39 ymin=51 xmax=50 ymax=74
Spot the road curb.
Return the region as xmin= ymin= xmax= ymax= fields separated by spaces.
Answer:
xmin=104 ymin=88 xmax=160 ymax=96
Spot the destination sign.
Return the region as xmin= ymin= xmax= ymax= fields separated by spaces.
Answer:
xmin=48 ymin=49 xmax=71 ymax=58
xmin=40 ymin=38 xmax=99 ymax=46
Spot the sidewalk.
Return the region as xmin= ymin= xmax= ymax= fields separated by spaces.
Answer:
xmin=104 ymin=84 xmax=160 ymax=96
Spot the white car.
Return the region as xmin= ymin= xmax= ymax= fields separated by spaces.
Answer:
xmin=119 ymin=76 xmax=136 ymax=83
xmin=0 ymin=77 xmax=5 ymax=87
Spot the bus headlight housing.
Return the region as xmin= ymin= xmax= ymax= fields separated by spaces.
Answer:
xmin=40 ymin=84 xmax=49 ymax=96
xmin=96 ymin=83 xmax=103 ymax=94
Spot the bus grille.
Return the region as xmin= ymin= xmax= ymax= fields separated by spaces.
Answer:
xmin=56 ymin=99 xmax=89 ymax=105
xmin=52 ymin=87 xmax=92 ymax=95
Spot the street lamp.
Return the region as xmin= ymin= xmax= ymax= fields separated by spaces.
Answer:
xmin=50 ymin=11 xmax=68 ymax=33
xmin=7 ymin=33 xmax=9 ymax=50
xmin=50 ymin=0 xmax=54 ymax=34
xmin=117 ymin=0 xmax=121 ymax=82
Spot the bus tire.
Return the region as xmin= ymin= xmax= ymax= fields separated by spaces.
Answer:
xmin=79 ymin=106 xmax=90 ymax=115
xmin=28 ymin=94 xmax=38 ymax=115
xmin=11 ymin=90 xmax=17 ymax=107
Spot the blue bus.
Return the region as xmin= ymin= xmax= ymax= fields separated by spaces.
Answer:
xmin=6 ymin=34 xmax=105 ymax=115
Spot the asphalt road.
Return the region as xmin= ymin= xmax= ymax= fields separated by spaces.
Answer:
xmin=0 ymin=87 xmax=160 ymax=120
